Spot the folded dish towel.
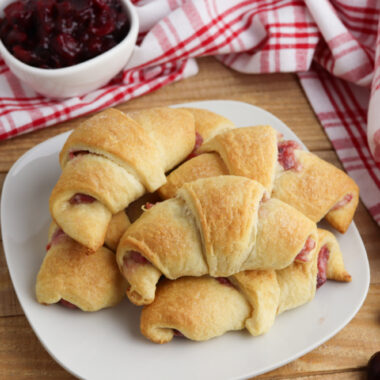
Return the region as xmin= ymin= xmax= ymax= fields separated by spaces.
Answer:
xmin=0 ymin=0 xmax=379 ymax=225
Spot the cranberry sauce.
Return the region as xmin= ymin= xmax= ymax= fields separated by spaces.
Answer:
xmin=316 ymin=244 xmax=330 ymax=289
xmin=68 ymin=150 xmax=90 ymax=160
xmin=59 ymin=299 xmax=78 ymax=309
xmin=331 ymin=193 xmax=353 ymax=211
xmin=69 ymin=193 xmax=96 ymax=205
xmin=123 ymin=251 xmax=148 ymax=270
xmin=295 ymin=236 xmax=316 ymax=262
xmin=186 ymin=132 xmax=204 ymax=160
xmin=45 ymin=228 xmax=66 ymax=251
xmin=216 ymin=277 xmax=234 ymax=288
xmin=0 ymin=0 xmax=130 ymax=69
xmin=277 ymin=140 xmax=302 ymax=171
xmin=173 ymin=329 xmax=185 ymax=338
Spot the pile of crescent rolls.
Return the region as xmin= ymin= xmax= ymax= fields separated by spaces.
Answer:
xmin=36 ymin=106 xmax=358 ymax=343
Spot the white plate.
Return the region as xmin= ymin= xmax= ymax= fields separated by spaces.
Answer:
xmin=1 ymin=100 xmax=370 ymax=380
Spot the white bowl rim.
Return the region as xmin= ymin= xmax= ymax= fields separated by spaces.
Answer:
xmin=0 ymin=0 xmax=139 ymax=77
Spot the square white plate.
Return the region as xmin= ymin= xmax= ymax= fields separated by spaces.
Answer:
xmin=1 ymin=100 xmax=370 ymax=380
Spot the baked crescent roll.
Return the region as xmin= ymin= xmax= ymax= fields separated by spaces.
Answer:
xmin=141 ymin=231 xmax=351 ymax=343
xmin=50 ymin=107 xmax=195 ymax=252
xmin=117 ymin=176 xmax=318 ymax=306
xmin=182 ymin=108 xmax=236 ymax=143
xmin=158 ymin=126 xmax=359 ymax=233
xmin=104 ymin=210 xmax=131 ymax=251
xmin=316 ymin=228 xmax=351 ymax=287
xmin=36 ymin=224 xmax=128 ymax=311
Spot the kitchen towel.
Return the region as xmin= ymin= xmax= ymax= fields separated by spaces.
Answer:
xmin=0 ymin=0 xmax=379 ymax=225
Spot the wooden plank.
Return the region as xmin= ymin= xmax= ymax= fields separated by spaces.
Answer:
xmin=0 ymin=285 xmax=377 ymax=379
xmin=0 ymin=57 xmax=331 ymax=172
xmin=257 ymin=369 xmax=366 ymax=379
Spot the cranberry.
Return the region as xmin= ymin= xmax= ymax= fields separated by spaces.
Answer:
xmin=0 ymin=0 xmax=130 ymax=69
xmin=59 ymin=299 xmax=78 ymax=309
xmin=216 ymin=277 xmax=234 ymax=288
xmin=368 ymin=352 xmax=380 ymax=380
xmin=173 ymin=329 xmax=185 ymax=338
xmin=295 ymin=237 xmax=316 ymax=262
xmin=316 ymin=245 xmax=330 ymax=288
xmin=69 ymin=193 xmax=96 ymax=205
xmin=278 ymin=140 xmax=302 ymax=171
xmin=187 ymin=132 xmax=204 ymax=160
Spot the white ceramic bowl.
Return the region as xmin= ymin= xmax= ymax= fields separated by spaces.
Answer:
xmin=0 ymin=0 xmax=139 ymax=99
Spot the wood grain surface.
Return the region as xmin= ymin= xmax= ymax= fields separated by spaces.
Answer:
xmin=0 ymin=57 xmax=379 ymax=379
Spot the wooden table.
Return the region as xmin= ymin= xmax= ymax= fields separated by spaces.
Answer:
xmin=0 ymin=57 xmax=379 ymax=379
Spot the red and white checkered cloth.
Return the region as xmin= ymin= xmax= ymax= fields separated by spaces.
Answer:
xmin=1 ymin=0 xmax=379 ymax=225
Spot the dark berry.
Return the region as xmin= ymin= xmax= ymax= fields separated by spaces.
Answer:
xmin=368 ymin=352 xmax=380 ymax=380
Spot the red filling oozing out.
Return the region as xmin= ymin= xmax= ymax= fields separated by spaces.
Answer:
xmin=59 ymin=299 xmax=78 ymax=309
xmin=144 ymin=202 xmax=155 ymax=210
xmin=277 ymin=140 xmax=302 ymax=171
xmin=173 ymin=329 xmax=185 ymax=338
xmin=46 ymin=228 xmax=66 ymax=251
xmin=68 ymin=150 xmax=90 ymax=160
xmin=317 ymin=245 xmax=330 ymax=288
xmin=331 ymin=193 xmax=353 ymax=211
xmin=186 ymin=132 xmax=204 ymax=160
xmin=69 ymin=193 xmax=96 ymax=205
xmin=123 ymin=251 xmax=148 ymax=271
xmin=216 ymin=277 xmax=234 ymax=288
xmin=295 ymin=237 xmax=316 ymax=262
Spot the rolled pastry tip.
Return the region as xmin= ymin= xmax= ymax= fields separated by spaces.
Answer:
xmin=36 ymin=224 xmax=127 ymax=312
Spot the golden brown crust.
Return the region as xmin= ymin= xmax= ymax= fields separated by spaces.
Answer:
xmin=273 ymin=150 xmax=359 ymax=232
xmin=104 ymin=211 xmax=131 ymax=251
xmin=178 ymin=176 xmax=265 ymax=276
xmin=141 ymin=245 xmax=320 ymax=343
xmin=231 ymin=270 xmax=279 ymax=336
xmin=140 ymin=277 xmax=250 ymax=343
xmin=36 ymin=229 xmax=127 ymax=311
xmin=181 ymin=108 xmax=236 ymax=143
xmin=128 ymin=108 xmax=195 ymax=172
xmin=159 ymin=126 xmax=359 ymax=233
xmin=199 ymin=126 xmax=278 ymax=193
xmin=51 ymin=107 xmax=195 ymax=251
xmin=118 ymin=176 xmax=317 ymax=305
xmin=158 ymin=153 xmax=228 ymax=199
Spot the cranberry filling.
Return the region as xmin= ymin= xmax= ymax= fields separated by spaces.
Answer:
xmin=144 ymin=202 xmax=155 ymax=210
xmin=0 ymin=0 xmax=130 ymax=69
xmin=46 ymin=228 xmax=66 ymax=251
xmin=216 ymin=277 xmax=234 ymax=288
xmin=68 ymin=150 xmax=90 ymax=160
xmin=173 ymin=329 xmax=185 ymax=338
xmin=277 ymin=140 xmax=302 ymax=171
xmin=69 ymin=193 xmax=96 ymax=205
xmin=331 ymin=193 xmax=353 ymax=211
xmin=186 ymin=132 xmax=204 ymax=160
xmin=317 ymin=244 xmax=330 ymax=289
xmin=123 ymin=251 xmax=148 ymax=271
xmin=295 ymin=237 xmax=316 ymax=262
xmin=59 ymin=299 xmax=77 ymax=309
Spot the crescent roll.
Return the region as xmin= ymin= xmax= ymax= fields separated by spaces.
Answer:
xmin=158 ymin=125 xmax=359 ymax=233
xmin=141 ymin=229 xmax=351 ymax=343
xmin=36 ymin=224 xmax=128 ymax=311
xmin=50 ymin=107 xmax=195 ymax=252
xmin=117 ymin=176 xmax=318 ymax=306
